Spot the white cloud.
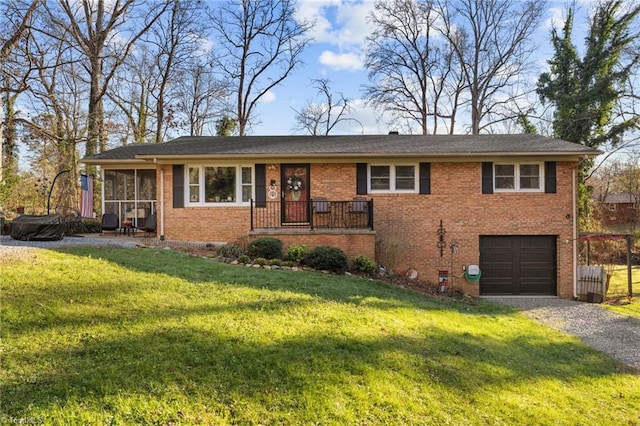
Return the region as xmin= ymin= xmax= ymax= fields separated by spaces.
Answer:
xmin=318 ymin=50 xmax=364 ymax=71
xmin=544 ymin=6 xmax=566 ymax=29
xmin=297 ymin=0 xmax=374 ymax=48
xmin=258 ymin=90 xmax=277 ymax=104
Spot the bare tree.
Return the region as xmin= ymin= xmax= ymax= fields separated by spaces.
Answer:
xmin=182 ymin=64 xmax=230 ymax=137
xmin=292 ymin=79 xmax=360 ymax=135
xmin=0 ymin=0 xmax=40 ymax=58
xmin=147 ymin=0 xmax=206 ymax=143
xmin=1 ymin=0 xmax=41 ymax=183
xmin=438 ymin=0 xmax=547 ymax=134
xmin=45 ymin=0 xmax=169 ymax=164
xmin=106 ymin=47 xmax=155 ymax=144
xmin=364 ymin=0 xmax=464 ymax=134
xmin=15 ymin=16 xmax=88 ymax=210
xmin=210 ymin=0 xmax=312 ymax=136
xmin=107 ymin=0 xmax=212 ymax=144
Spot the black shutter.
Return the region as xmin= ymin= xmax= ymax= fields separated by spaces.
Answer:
xmin=255 ymin=164 xmax=266 ymax=207
xmin=356 ymin=163 xmax=367 ymax=195
xmin=419 ymin=162 xmax=431 ymax=194
xmin=173 ymin=165 xmax=184 ymax=208
xmin=482 ymin=162 xmax=493 ymax=194
xmin=545 ymin=161 xmax=557 ymax=194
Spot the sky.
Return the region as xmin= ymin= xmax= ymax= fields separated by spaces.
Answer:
xmin=244 ymin=0 xmax=592 ymax=136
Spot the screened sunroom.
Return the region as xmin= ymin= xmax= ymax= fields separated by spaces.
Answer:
xmin=103 ymin=169 xmax=157 ymax=229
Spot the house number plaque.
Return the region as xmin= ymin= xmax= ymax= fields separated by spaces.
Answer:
xmin=268 ymin=184 xmax=278 ymax=199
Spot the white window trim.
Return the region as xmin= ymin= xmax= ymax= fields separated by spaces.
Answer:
xmin=185 ymin=164 xmax=254 ymax=206
xmin=368 ymin=163 xmax=418 ymax=193
xmin=494 ymin=162 xmax=544 ymax=193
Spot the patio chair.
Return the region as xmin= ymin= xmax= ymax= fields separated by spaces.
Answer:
xmin=348 ymin=197 xmax=369 ymax=228
xmin=140 ymin=213 xmax=157 ymax=236
xmin=100 ymin=213 xmax=119 ymax=236
xmin=312 ymin=197 xmax=331 ymax=227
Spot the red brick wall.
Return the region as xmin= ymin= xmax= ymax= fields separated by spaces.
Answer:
xmin=368 ymin=162 xmax=576 ymax=298
xmin=159 ymin=161 xmax=577 ymax=298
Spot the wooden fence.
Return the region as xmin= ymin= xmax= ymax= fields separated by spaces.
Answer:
xmin=576 ymin=265 xmax=607 ymax=303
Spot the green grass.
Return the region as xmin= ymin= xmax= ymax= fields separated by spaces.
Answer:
xmin=2 ymin=247 xmax=639 ymax=425
xmin=604 ymin=265 xmax=640 ymax=318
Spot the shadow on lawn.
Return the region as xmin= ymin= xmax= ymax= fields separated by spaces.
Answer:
xmin=55 ymin=246 xmax=498 ymax=314
xmin=3 ymin=318 xmax=628 ymax=420
xmin=5 ymin=248 xmax=637 ymax=422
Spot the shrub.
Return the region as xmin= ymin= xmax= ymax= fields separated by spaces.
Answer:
xmin=217 ymin=243 xmax=246 ymax=259
xmin=269 ymin=258 xmax=281 ymax=266
xmin=353 ymin=255 xmax=376 ymax=274
xmin=248 ymin=237 xmax=283 ymax=259
xmin=286 ymin=244 xmax=309 ymax=262
xmin=254 ymin=257 xmax=268 ymax=266
xmin=237 ymin=254 xmax=251 ymax=264
xmin=303 ymin=245 xmax=348 ymax=274
xmin=68 ymin=219 xmax=101 ymax=234
xmin=282 ymin=260 xmax=296 ymax=267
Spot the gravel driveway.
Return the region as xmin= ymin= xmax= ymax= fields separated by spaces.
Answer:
xmin=0 ymin=234 xmax=138 ymax=249
xmin=484 ymin=296 xmax=640 ymax=370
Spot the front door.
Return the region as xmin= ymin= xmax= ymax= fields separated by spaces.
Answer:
xmin=281 ymin=164 xmax=310 ymax=224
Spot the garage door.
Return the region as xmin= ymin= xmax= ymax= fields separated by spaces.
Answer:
xmin=480 ymin=236 xmax=557 ymax=295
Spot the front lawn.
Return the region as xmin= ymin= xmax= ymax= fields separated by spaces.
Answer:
xmin=605 ymin=265 xmax=640 ymax=319
xmin=2 ymin=247 xmax=638 ymax=425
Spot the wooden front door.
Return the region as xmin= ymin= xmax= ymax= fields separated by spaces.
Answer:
xmin=281 ymin=164 xmax=310 ymax=224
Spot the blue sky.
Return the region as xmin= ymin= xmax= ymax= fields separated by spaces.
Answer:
xmin=247 ymin=0 xmax=593 ymax=136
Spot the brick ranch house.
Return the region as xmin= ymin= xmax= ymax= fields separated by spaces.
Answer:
xmin=82 ymin=134 xmax=600 ymax=299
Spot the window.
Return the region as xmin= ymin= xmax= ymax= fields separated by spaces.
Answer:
xmin=188 ymin=167 xmax=200 ymax=202
xmin=370 ymin=166 xmax=390 ymax=190
xmin=395 ymin=165 xmax=416 ymax=190
xmin=494 ymin=163 xmax=542 ymax=192
xmin=186 ymin=165 xmax=253 ymax=205
xmin=369 ymin=164 xmax=416 ymax=192
xmin=205 ymin=166 xmax=236 ymax=202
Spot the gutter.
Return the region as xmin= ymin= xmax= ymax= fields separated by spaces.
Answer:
xmin=573 ymin=165 xmax=578 ymax=299
xmin=134 ymin=152 xmax=600 ymax=163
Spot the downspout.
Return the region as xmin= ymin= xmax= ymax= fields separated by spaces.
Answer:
xmin=572 ymin=164 xmax=578 ymax=299
xmin=157 ymin=159 xmax=165 ymax=241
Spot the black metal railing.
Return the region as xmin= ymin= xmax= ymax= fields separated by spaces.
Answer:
xmin=251 ymin=198 xmax=373 ymax=230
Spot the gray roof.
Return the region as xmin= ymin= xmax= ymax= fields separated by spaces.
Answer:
xmin=597 ymin=193 xmax=637 ymax=204
xmin=83 ymin=134 xmax=601 ymax=163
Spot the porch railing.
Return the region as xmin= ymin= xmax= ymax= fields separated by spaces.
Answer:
xmin=250 ymin=199 xmax=373 ymax=230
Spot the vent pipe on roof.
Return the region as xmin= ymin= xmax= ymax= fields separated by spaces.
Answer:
xmin=388 ymin=131 xmax=399 ymax=135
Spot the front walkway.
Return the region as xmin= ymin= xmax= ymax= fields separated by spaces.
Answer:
xmin=484 ymin=296 xmax=640 ymax=370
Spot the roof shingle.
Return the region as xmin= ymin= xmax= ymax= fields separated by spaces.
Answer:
xmin=83 ymin=134 xmax=601 ymax=163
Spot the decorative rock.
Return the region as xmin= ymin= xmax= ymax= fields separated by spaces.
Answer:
xmin=230 ymin=260 xmax=239 ymax=265
xmin=252 ymin=264 xmax=261 ymax=268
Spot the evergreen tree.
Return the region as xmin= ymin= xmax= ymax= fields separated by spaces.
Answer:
xmin=537 ymin=0 xmax=640 ymax=223
xmin=216 ymin=116 xmax=238 ymax=136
